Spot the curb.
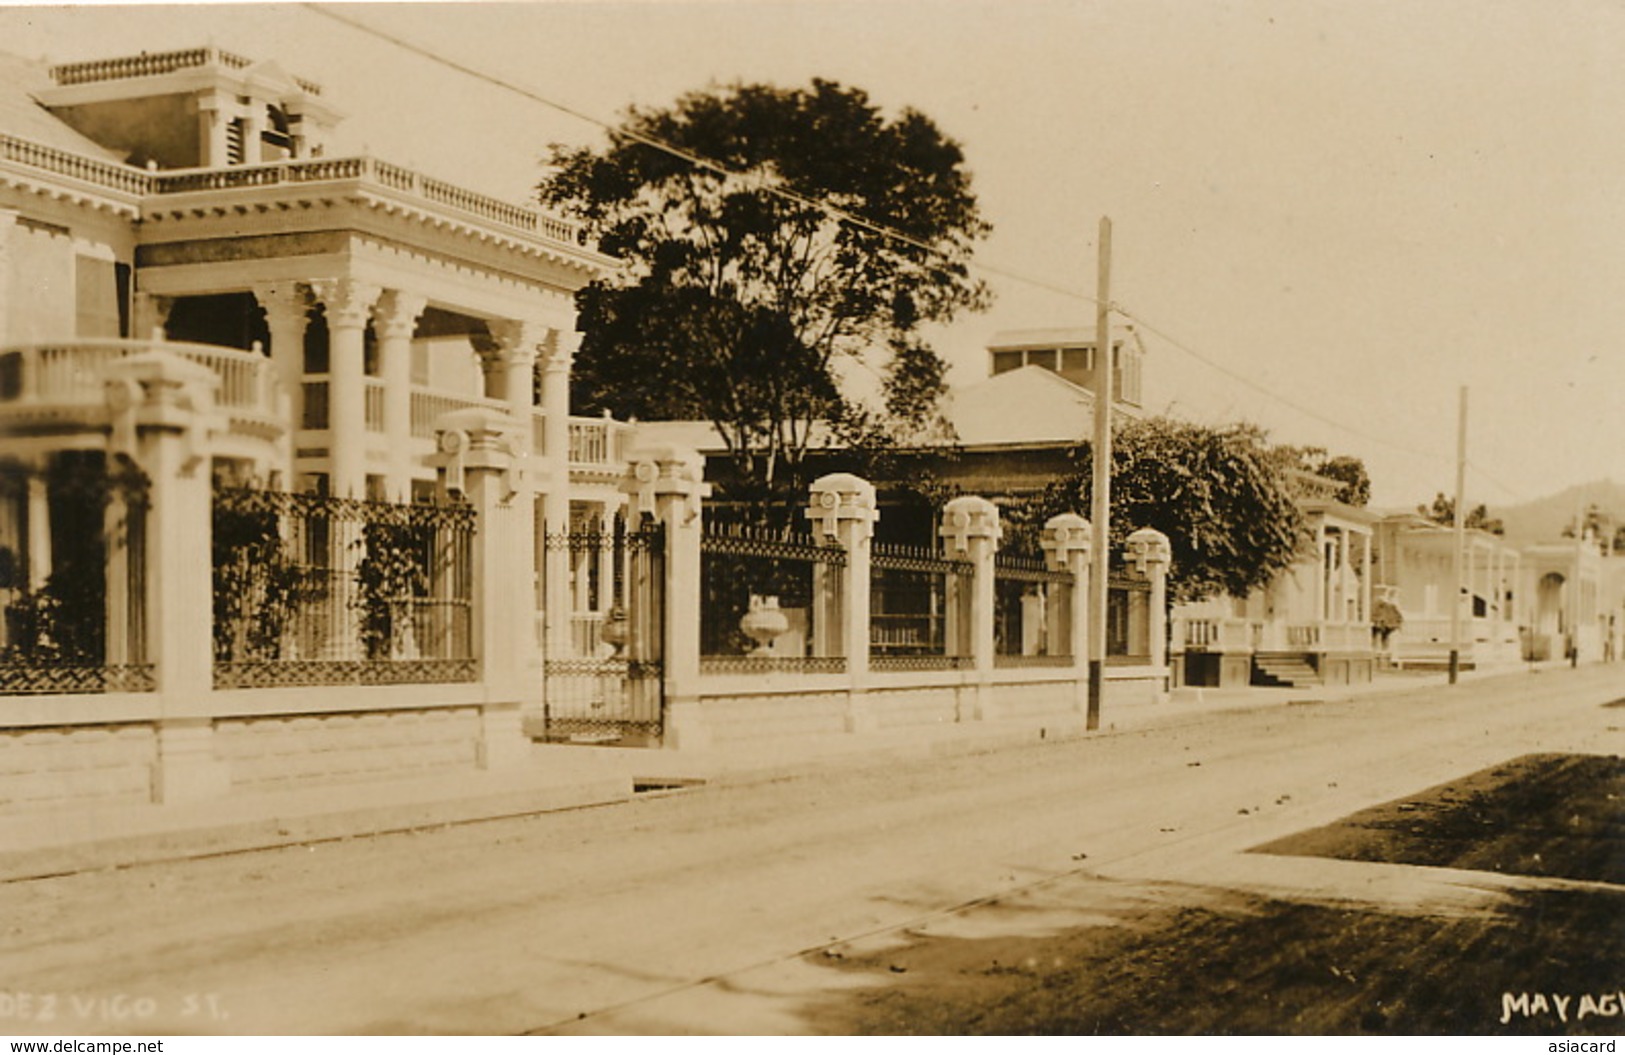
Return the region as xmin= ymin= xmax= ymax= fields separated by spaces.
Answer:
xmin=0 ymin=774 xmax=631 ymax=883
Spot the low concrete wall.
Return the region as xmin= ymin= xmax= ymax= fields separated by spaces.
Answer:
xmin=1319 ymin=652 xmax=1376 ymax=686
xmin=215 ymin=707 xmax=483 ymax=791
xmin=684 ymin=665 xmax=1165 ymax=748
xmin=0 ymin=723 xmax=158 ymax=813
xmin=0 ymin=685 xmax=521 ymax=815
xmin=870 ymin=684 xmax=963 ymax=730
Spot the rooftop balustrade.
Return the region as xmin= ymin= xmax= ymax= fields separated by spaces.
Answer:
xmin=0 ymin=130 xmax=582 ymax=245
xmin=49 ymin=46 xmax=326 ymax=96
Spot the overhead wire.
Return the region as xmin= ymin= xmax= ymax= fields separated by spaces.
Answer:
xmin=305 ymin=1 xmax=1539 ymax=496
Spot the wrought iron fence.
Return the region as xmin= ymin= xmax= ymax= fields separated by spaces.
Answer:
xmin=0 ymin=454 xmax=152 ymax=694
xmin=211 ymin=485 xmax=476 ymax=688
xmin=870 ymin=544 xmax=974 ymax=671
xmin=1107 ymin=575 xmax=1153 ymax=664
xmin=541 ymin=514 xmax=664 ymax=742
xmin=994 ymin=554 xmax=1075 ymax=666
xmin=700 ymin=523 xmax=846 ymax=674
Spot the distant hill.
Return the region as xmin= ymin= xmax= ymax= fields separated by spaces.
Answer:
xmin=1491 ymin=479 xmax=1625 ymax=544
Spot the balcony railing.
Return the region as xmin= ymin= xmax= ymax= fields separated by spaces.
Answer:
xmin=568 ymin=419 xmax=614 ymax=465
xmin=149 ymin=156 xmax=580 ymax=243
xmin=0 ymin=339 xmax=278 ymax=416
xmin=1179 ymin=616 xmax=1253 ymax=651
xmin=0 ymin=133 xmax=151 ymax=197
xmin=409 ymin=389 xmax=509 ymax=439
xmin=1 ymin=130 xmax=581 ymax=246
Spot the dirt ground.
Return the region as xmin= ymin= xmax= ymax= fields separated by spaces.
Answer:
xmin=2 ymin=667 xmax=1621 ymax=1035
xmin=1259 ymin=753 xmax=1625 ymax=885
xmin=809 ymin=752 xmax=1625 ymax=1035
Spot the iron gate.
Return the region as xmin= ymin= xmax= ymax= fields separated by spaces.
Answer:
xmin=540 ymin=515 xmax=665 ymax=743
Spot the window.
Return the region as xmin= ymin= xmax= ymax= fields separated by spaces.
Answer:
xmin=990 ymin=350 xmax=1022 ymax=376
xmin=303 ymin=306 xmax=330 ymax=374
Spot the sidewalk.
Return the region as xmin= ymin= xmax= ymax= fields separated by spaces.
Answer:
xmin=0 ymin=660 xmax=1599 ymax=882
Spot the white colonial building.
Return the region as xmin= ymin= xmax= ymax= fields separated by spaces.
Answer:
xmin=0 ymin=46 xmax=1135 ymax=817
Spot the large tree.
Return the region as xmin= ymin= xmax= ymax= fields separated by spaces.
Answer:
xmin=1008 ymin=418 xmax=1308 ymax=605
xmin=538 ymin=80 xmax=990 ymax=508
xmin=1276 ymin=444 xmax=1371 ymax=506
xmin=1419 ymin=493 xmax=1504 ymax=535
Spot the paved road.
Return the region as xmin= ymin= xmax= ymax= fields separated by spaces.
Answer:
xmin=3 ymin=665 xmax=1621 ymax=1035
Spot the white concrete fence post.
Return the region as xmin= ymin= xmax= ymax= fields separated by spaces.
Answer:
xmin=1041 ymin=512 xmax=1092 ymax=715
xmin=105 ymin=351 xmax=231 ymax=803
xmin=432 ymin=407 xmax=536 ymax=769
xmin=941 ymin=495 xmax=1001 ymax=723
xmin=806 ymin=472 xmax=879 ymax=733
xmin=620 ymin=443 xmax=710 ymax=750
xmin=1127 ymin=525 xmax=1173 ymax=698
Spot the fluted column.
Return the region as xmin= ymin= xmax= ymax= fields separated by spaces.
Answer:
xmin=538 ymin=327 xmax=579 ymax=656
xmin=375 ymin=290 xmax=427 ymax=500
xmin=251 ymin=282 xmax=309 ymax=477
xmin=484 ymin=319 xmax=545 ymax=483
xmin=308 ymin=279 xmax=379 ymax=497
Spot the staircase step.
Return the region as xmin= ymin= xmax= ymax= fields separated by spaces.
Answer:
xmin=1252 ymin=653 xmax=1321 ymax=688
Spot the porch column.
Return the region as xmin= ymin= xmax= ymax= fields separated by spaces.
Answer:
xmin=941 ymin=496 xmax=1000 ymax=722
xmin=538 ymin=326 xmax=578 ymax=657
xmin=251 ymin=282 xmax=309 ymax=477
xmin=309 ymin=279 xmax=379 ymax=497
xmin=430 ymin=407 xmax=535 ymax=768
xmin=240 ymin=99 xmax=265 ymax=165
xmin=1360 ymin=528 xmax=1372 ymax=624
xmin=132 ymin=293 xmax=174 ymax=342
xmin=197 ymin=93 xmax=229 ymax=166
xmin=621 ymin=442 xmax=710 ymax=749
xmin=807 ymin=472 xmax=878 ymax=732
xmin=484 ymin=320 xmax=544 ymax=419
xmin=1311 ymin=520 xmax=1327 ymax=627
xmin=24 ymin=469 xmax=50 ymax=591
xmin=105 ymin=352 xmax=230 ymax=802
xmin=374 ymin=290 xmax=427 ymax=500
xmin=1041 ymin=513 xmax=1091 ymax=714
xmin=1128 ymin=526 xmax=1172 ymax=688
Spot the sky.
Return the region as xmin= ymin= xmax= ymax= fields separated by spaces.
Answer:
xmin=1 ymin=0 xmax=1620 ymax=511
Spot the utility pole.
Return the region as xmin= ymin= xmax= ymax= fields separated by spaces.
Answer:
xmin=1447 ymin=386 xmax=1468 ymax=684
xmin=1087 ymin=216 xmax=1112 ymax=730
xmin=1570 ymin=487 xmax=1587 ymax=667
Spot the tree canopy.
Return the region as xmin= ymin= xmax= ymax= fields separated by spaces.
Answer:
xmin=538 ymin=80 xmax=990 ymax=507
xmin=1277 ymin=445 xmax=1371 ymax=506
xmin=1007 ymin=418 xmax=1308 ymax=605
xmin=1418 ymin=493 xmax=1504 ymax=535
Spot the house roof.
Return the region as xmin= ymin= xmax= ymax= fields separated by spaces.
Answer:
xmin=0 ymin=51 xmax=128 ymax=162
xmin=629 ymin=365 xmax=1102 ymax=459
xmin=941 ymin=364 xmax=1097 ymax=447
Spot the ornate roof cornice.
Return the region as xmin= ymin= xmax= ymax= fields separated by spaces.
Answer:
xmin=0 ymin=133 xmax=615 ymax=275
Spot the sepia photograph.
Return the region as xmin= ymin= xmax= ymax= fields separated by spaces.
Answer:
xmin=0 ymin=0 xmax=1620 ymax=1039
